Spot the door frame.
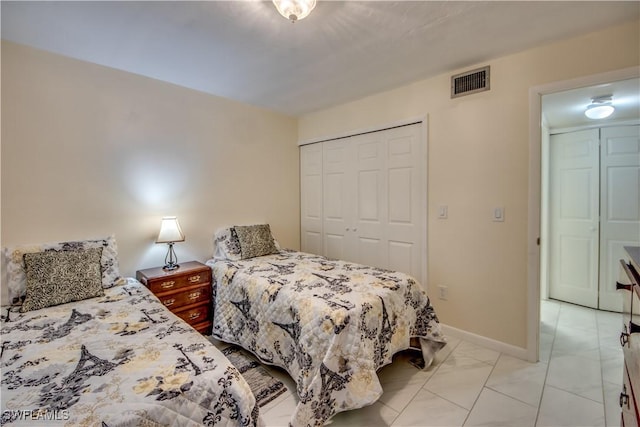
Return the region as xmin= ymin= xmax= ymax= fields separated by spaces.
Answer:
xmin=527 ymin=66 xmax=639 ymax=362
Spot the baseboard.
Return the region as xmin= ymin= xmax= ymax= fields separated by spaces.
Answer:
xmin=440 ymin=324 xmax=530 ymax=361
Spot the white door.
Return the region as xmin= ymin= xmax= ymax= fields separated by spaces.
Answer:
xmin=349 ymin=123 xmax=423 ymax=279
xmin=599 ymin=125 xmax=640 ymax=311
xmin=322 ymin=139 xmax=355 ymax=262
xmin=352 ymin=131 xmax=386 ymax=268
xmin=549 ymin=129 xmax=600 ymax=308
xmin=384 ymin=125 xmax=423 ymax=280
xmin=300 ymin=144 xmax=324 ymax=255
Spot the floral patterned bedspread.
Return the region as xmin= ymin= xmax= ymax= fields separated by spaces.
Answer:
xmin=208 ymin=250 xmax=446 ymax=426
xmin=0 ymin=279 xmax=259 ymax=427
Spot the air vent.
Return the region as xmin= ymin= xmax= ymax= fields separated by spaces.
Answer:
xmin=451 ymin=66 xmax=490 ymax=98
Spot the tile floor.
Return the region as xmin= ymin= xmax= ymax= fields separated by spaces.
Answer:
xmin=245 ymin=299 xmax=624 ymax=426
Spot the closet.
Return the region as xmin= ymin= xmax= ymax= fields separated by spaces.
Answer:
xmin=300 ymin=123 xmax=425 ymax=283
xmin=548 ymin=125 xmax=640 ymax=311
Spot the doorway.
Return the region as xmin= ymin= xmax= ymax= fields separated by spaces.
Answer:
xmin=545 ymin=125 xmax=640 ymax=311
xmin=526 ymin=67 xmax=640 ymax=363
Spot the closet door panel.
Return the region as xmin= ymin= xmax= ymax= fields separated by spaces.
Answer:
xmin=323 ymin=140 xmax=355 ymax=262
xmin=388 ymin=240 xmax=414 ymax=277
xmin=385 ymin=125 xmax=422 ymax=279
xmin=599 ymin=125 xmax=640 ymax=311
xmin=353 ymin=133 xmax=386 ymax=266
xmin=549 ymin=129 xmax=600 ymax=308
xmin=300 ymin=144 xmax=323 ymax=254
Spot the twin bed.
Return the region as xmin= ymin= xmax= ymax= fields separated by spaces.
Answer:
xmin=1 ymin=227 xmax=445 ymax=426
xmin=1 ymin=237 xmax=258 ymax=426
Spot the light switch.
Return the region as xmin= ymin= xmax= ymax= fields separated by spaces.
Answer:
xmin=493 ymin=207 xmax=505 ymax=222
xmin=438 ymin=205 xmax=448 ymax=219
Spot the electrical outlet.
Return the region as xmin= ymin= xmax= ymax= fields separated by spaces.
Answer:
xmin=438 ymin=285 xmax=448 ymax=300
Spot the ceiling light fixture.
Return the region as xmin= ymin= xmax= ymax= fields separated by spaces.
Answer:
xmin=273 ymin=0 xmax=316 ymax=22
xmin=584 ymin=95 xmax=615 ymax=119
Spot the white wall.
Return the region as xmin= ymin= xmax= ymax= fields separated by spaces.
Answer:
xmin=298 ymin=20 xmax=640 ymax=350
xmin=1 ymin=41 xmax=301 ymax=304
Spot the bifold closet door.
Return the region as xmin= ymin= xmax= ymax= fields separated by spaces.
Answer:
xmin=301 ymin=123 xmax=423 ymax=281
xmin=300 ymin=143 xmax=324 ymax=255
xmin=599 ymin=125 xmax=640 ymax=311
xmin=322 ymin=138 xmax=356 ymax=261
xmin=548 ymin=125 xmax=640 ymax=311
xmin=377 ymin=125 xmax=423 ymax=279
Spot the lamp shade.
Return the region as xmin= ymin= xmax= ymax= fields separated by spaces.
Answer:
xmin=156 ymin=216 xmax=185 ymax=243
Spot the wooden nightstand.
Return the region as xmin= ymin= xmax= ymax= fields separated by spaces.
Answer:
xmin=136 ymin=261 xmax=212 ymax=335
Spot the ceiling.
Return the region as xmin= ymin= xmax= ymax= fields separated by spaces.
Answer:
xmin=2 ymin=1 xmax=639 ymax=119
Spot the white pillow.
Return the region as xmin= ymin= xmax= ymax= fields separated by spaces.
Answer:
xmin=213 ymin=225 xmax=282 ymax=261
xmin=213 ymin=227 xmax=242 ymax=261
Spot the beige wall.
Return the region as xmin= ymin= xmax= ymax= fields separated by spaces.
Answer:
xmin=1 ymin=41 xmax=300 ymax=304
xmin=298 ymin=20 xmax=640 ymax=349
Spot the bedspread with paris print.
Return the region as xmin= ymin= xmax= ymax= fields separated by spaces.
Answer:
xmin=208 ymin=250 xmax=446 ymax=427
xmin=0 ymin=279 xmax=259 ymax=427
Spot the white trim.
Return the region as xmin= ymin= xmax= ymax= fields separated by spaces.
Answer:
xmin=441 ymin=323 xmax=529 ymax=361
xmin=420 ymin=115 xmax=429 ymax=290
xmin=550 ymin=118 xmax=640 ymax=136
xmin=527 ymin=88 xmax=542 ymax=362
xmin=527 ymin=65 xmax=640 ymax=363
xmin=298 ymin=115 xmax=427 ymax=146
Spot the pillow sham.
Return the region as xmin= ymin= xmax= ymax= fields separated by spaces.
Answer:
xmin=5 ymin=235 xmax=123 ymax=305
xmin=234 ymin=224 xmax=279 ymax=259
xmin=21 ymin=247 xmax=104 ymax=312
xmin=213 ymin=227 xmax=242 ymax=261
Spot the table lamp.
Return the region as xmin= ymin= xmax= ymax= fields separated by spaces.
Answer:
xmin=156 ymin=216 xmax=185 ymax=270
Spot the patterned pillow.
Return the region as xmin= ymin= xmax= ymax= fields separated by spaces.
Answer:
xmin=213 ymin=227 xmax=242 ymax=261
xmin=234 ymin=224 xmax=279 ymax=259
xmin=21 ymin=247 xmax=105 ymax=312
xmin=5 ymin=235 xmax=123 ymax=305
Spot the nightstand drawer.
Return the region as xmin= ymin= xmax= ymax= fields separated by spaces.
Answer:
xmin=175 ymin=304 xmax=210 ymax=326
xmin=157 ymin=283 xmax=211 ymax=309
xmin=146 ymin=270 xmax=210 ymax=294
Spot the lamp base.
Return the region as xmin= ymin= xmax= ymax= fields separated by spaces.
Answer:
xmin=163 ymin=242 xmax=180 ymax=271
xmin=163 ymin=263 xmax=180 ymax=271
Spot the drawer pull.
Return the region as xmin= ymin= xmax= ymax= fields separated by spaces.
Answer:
xmin=619 ymin=385 xmax=629 ymax=408
xmin=188 ymin=275 xmax=201 ymax=283
xmin=188 ymin=291 xmax=201 ymax=301
xmin=160 ymin=280 xmax=176 ymax=289
xmin=163 ymin=298 xmax=176 ymax=307
xmin=189 ymin=312 xmax=201 ymax=320
xmin=620 ymin=329 xmax=629 ymax=347
xmin=616 ymin=281 xmax=632 ymax=292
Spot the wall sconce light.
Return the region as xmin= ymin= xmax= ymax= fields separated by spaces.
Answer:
xmin=156 ymin=216 xmax=185 ymax=271
xmin=273 ymin=0 xmax=316 ymax=22
xmin=585 ymin=95 xmax=615 ymax=120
